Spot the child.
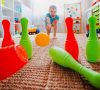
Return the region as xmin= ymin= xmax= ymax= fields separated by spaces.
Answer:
xmin=45 ymin=5 xmax=59 ymax=38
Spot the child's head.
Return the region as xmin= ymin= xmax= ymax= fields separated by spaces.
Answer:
xmin=49 ymin=5 xmax=57 ymax=17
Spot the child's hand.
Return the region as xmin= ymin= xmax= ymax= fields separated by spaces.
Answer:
xmin=46 ymin=17 xmax=50 ymax=24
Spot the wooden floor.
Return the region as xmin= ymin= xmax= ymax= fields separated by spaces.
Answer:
xmin=0 ymin=33 xmax=100 ymax=90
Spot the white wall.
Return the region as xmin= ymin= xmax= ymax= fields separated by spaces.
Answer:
xmin=81 ymin=0 xmax=93 ymax=33
xmin=33 ymin=0 xmax=80 ymax=16
xmin=22 ymin=0 xmax=34 ymax=9
xmin=22 ymin=0 xmax=34 ymax=26
xmin=92 ymin=0 xmax=98 ymax=4
xmin=22 ymin=0 xmax=95 ymax=33
xmin=33 ymin=0 xmax=81 ymax=33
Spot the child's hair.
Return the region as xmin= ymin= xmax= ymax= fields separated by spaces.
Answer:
xmin=49 ymin=5 xmax=57 ymax=11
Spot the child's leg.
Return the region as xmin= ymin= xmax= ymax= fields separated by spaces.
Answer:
xmin=46 ymin=24 xmax=51 ymax=35
xmin=53 ymin=24 xmax=57 ymax=38
xmin=52 ymin=20 xmax=58 ymax=38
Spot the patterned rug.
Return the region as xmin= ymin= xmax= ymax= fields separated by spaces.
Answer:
xmin=0 ymin=34 xmax=100 ymax=90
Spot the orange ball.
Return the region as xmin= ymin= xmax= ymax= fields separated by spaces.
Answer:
xmin=35 ymin=32 xmax=50 ymax=47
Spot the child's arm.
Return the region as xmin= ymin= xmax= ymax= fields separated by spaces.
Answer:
xmin=52 ymin=20 xmax=58 ymax=25
xmin=45 ymin=14 xmax=52 ymax=30
xmin=45 ymin=13 xmax=51 ymax=25
xmin=46 ymin=17 xmax=51 ymax=24
xmin=45 ymin=16 xmax=51 ymax=29
xmin=52 ymin=15 xmax=59 ymax=25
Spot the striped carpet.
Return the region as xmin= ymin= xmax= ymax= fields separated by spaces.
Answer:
xmin=0 ymin=33 xmax=100 ymax=90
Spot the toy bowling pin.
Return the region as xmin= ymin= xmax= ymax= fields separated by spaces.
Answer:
xmin=49 ymin=46 xmax=100 ymax=89
xmin=86 ymin=16 xmax=100 ymax=62
xmin=65 ymin=17 xmax=79 ymax=61
xmin=20 ymin=18 xmax=33 ymax=59
xmin=2 ymin=20 xmax=15 ymax=47
xmin=0 ymin=45 xmax=28 ymax=80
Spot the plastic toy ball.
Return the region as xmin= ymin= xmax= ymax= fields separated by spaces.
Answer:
xmin=35 ymin=32 xmax=50 ymax=47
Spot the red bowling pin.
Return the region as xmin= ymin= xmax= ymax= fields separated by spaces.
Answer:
xmin=2 ymin=20 xmax=15 ymax=47
xmin=0 ymin=20 xmax=28 ymax=80
xmin=0 ymin=45 xmax=28 ymax=80
xmin=65 ymin=17 xmax=79 ymax=61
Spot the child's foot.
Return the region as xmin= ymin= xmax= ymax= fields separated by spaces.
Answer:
xmin=53 ymin=36 xmax=57 ymax=39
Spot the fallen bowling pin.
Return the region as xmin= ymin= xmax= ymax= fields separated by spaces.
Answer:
xmin=0 ymin=45 xmax=28 ymax=80
xmin=2 ymin=20 xmax=15 ymax=47
xmin=49 ymin=46 xmax=100 ymax=89
xmin=65 ymin=17 xmax=79 ymax=61
xmin=20 ymin=18 xmax=33 ymax=59
xmin=86 ymin=16 xmax=100 ymax=62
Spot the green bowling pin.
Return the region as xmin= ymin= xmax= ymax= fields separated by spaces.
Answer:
xmin=86 ymin=16 xmax=100 ymax=62
xmin=20 ymin=18 xmax=33 ymax=59
xmin=49 ymin=46 xmax=100 ymax=89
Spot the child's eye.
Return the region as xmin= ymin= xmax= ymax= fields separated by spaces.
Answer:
xmin=50 ymin=10 xmax=56 ymax=13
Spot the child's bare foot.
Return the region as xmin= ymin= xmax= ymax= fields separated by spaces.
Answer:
xmin=53 ymin=36 xmax=57 ymax=39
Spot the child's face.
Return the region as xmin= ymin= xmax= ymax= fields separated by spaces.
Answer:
xmin=49 ymin=8 xmax=56 ymax=17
